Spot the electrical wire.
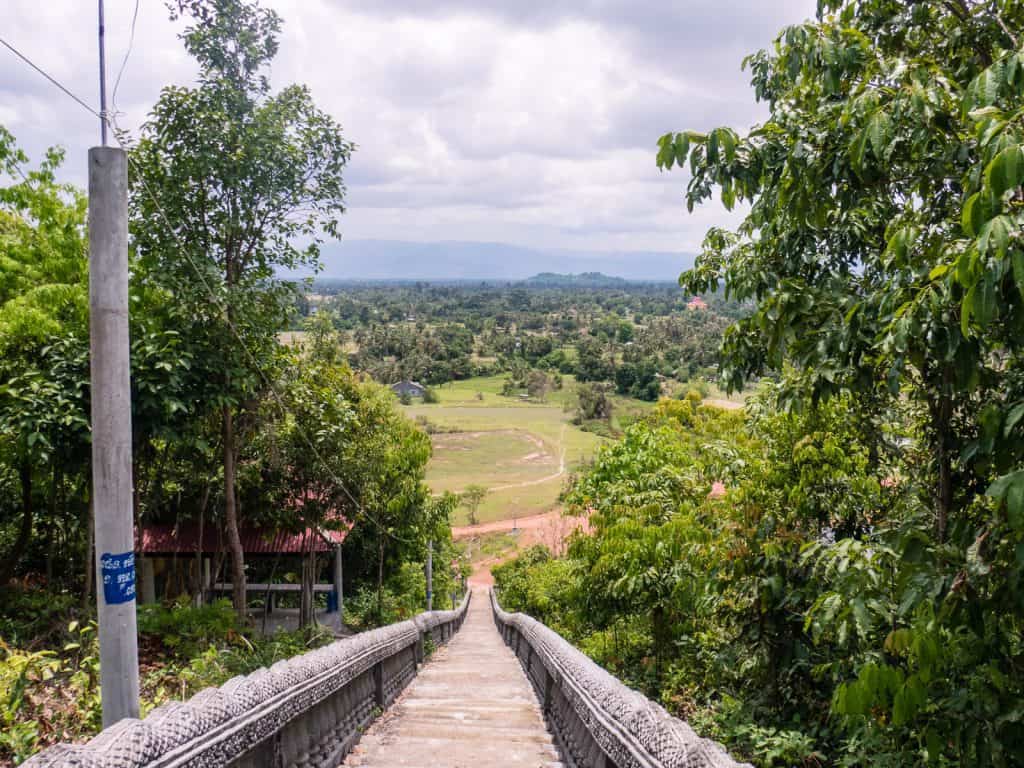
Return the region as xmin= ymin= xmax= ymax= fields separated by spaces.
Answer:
xmin=111 ymin=0 xmax=141 ymax=118
xmin=2 ymin=36 xmax=424 ymax=546
xmin=0 ymin=37 xmax=101 ymax=119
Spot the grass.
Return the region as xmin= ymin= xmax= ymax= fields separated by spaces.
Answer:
xmin=405 ymin=375 xmax=622 ymax=524
xmin=458 ymin=531 xmax=520 ymax=564
xmin=426 ymin=430 xmax=557 ymax=493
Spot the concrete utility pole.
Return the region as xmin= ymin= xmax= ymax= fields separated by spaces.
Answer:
xmin=97 ymin=0 xmax=108 ymax=146
xmin=89 ymin=145 xmax=140 ymax=726
xmin=425 ymin=540 xmax=433 ymax=611
xmin=333 ymin=544 xmax=344 ymax=620
xmin=90 ymin=0 xmax=139 ymax=727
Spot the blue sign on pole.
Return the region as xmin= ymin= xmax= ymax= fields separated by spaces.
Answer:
xmin=101 ymin=551 xmax=136 ymax=605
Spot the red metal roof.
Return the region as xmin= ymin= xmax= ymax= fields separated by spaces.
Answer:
xmin=140 ymin=521 xmax=347 ymax=555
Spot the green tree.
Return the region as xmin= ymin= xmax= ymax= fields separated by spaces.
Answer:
xmin=0 ymin=127 xmax=202 ymax=594
xmin=663 ymin=0 xmax=1024 ymax=537
xmin=574 ymin=382 xmax=613 ymax=423
xmin=242 ymin=336 xmax=438 ymax=627
xmin=360 ymin=412 xmax=432 ymax=623
xmin=267 ymin=352 xmax=356 ymax=627
xmin=659 ymin=1 xmax=1024 ymax=761
xmin=526 ymin=370 xmax=550 ymax=401
xmin=0 ymin=129 xmax=90 ymax=586
xmin=459 ymin=484 xmax=488 ymax=527
xmin=575 ymin=337 xmax=614 ymax=382
xmin=131 ymin=0 xmax=353 ymax=617
xmin=303 ymin=310 xmax=343 ymax=366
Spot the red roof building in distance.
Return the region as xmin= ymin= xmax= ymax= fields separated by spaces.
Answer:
xmin=687 ymin=296 xmax=708 ymax=311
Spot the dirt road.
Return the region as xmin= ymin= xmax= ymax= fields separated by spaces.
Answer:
xmin=454 ymin=509 xmax=590 ymax=588
xmin=451 ymin=508 xmax=583 ymax=540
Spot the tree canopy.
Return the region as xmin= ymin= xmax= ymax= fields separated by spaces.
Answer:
xmin=130 ymin=0 xmax=354 ymax=615
xmin=498 ymin=3 xmax=1024 ymax=767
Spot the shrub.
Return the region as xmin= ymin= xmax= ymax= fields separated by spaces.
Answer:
xmin=0 ymin=643 xmax=60 ymax=764
xmin=0 ymin=585 xmax=77 ymax=647
xmin=137 ymin=598 xmax=240 ymax=659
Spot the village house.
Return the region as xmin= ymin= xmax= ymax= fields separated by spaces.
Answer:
xmin=390 ymin=380 xmax=427 ymax=398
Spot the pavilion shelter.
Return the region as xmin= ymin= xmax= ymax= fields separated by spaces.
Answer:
xmin=138 ymin=522 xmax=347 ymax=618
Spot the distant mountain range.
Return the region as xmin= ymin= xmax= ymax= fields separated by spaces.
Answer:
xmin=302 ymin=240 xmax=695 ymax=281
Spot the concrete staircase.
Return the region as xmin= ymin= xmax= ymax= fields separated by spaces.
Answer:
xmin=344 ymin=589 xmax=562 ymax=768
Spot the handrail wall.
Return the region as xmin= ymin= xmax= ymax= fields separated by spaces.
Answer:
xmin=490 ymin=589 xmax=750 ymax=768
xmin=25 ymin=592 xmax=471 ymax=768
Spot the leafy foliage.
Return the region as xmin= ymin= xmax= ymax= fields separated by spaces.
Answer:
xmin=137 ymin=598 xmax=241 ymax=659
xmin=459 ymin=485 xmax=488 ymax=527
xmin=573 ymin=382 xmax=614 ymax=424
xmin=309 ymin=279 xmax=739 ymax=389
xmin=130 ymin=0 xmax=354 ymax=615
xmin=496 ymin=3 xmax=1024 ymax=765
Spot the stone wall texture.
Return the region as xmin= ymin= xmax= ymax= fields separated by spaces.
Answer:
xmin=490 ymin=590 xmax=751 ymax=768
xmin=23 ymin=593 xmax=471 ymax=768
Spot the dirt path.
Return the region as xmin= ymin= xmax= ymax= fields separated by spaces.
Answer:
xmin=455 ymin=509 xmax=590 ymax=588
xmin=486 ymin=424 xmax=567 ymax=492
xmin=444 ymin=424 xmax=569 ymax=496
xmin=451 ymin=508 xmax=579 ymax=540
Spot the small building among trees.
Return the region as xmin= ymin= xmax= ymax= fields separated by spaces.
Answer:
xmin=390 ymin=380 xmax=427 ymax=398
xmin=138 ymin=522 xmax=347 ymax=631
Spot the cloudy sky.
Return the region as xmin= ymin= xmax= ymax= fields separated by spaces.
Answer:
xmin=2 ymin=0 xmax=816 ymax=257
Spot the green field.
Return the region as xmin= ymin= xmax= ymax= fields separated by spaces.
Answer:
xmin=427 ymin=430 xmax=557 ymax=493
xmin=404 ymin=375 xmax=650 ymax=524
xmin=459 ymin=531 xmax=520 ymax=564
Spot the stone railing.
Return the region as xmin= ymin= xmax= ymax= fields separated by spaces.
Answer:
xmin=490 ymin=590 xmax=750 ymax=768
xmin=25 ymin=592 xmax=471 ymax=768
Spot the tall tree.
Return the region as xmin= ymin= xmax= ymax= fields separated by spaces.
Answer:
xmin=130 ymin=0 xmax=353 ymax=617
xmin=660 ymin=0 xmax=1024 ymax=760
xmin=663 ymin=0 xmax=1024 ymax=536
xmin=0 ymin=128 xmax=90 ymax=586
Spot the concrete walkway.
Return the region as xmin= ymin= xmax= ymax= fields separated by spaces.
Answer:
xmin=343 ymin=589 xmax=562 ymax=768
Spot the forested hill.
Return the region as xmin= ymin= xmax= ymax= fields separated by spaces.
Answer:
xmin=308 ymin=240 xmax=696 ymax=281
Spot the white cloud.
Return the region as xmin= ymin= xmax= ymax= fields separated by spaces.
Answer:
xmin=1 ymin=0 xmax=815 ymax=258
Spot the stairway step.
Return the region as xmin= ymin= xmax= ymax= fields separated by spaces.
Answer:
xmin=342 ymin=589 xmax=562 ymax=768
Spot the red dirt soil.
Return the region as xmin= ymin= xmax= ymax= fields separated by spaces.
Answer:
xmin=453 ymin=510 xmax=589 ymax=587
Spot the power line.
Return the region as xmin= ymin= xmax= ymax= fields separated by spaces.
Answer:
xmin=0 ymin=32 xmax=423 ymax=546
xmin=0 ymin=37 xmax=101 ymax=119
xmin=111 ymin=0 xmax=141 ymax=119
xmin=0 ymin=39 xmax=89 ymax=189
